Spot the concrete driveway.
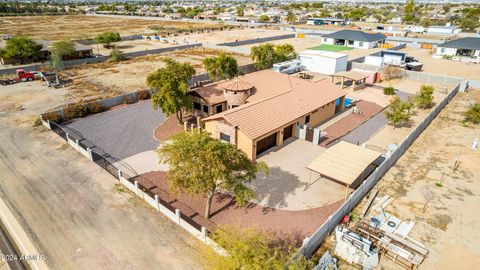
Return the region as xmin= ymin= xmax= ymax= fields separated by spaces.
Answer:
xmin=63 ymin=100 xmax=165 ymax=160
xmin=0 ymin=124 xmax=202 ymax=269
xmin=254 ymin=138 xmax=345 ymax=211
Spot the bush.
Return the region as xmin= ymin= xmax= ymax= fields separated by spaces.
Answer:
xmin=385 ymin=96 xmax=413 ymax=128
xmin=85 ymin=102 xmax=104 ymax=114
xmin=109 ymin=48 xmax=125 ymax=62
xmin=42 ymin=111 xmax=62 ymax=123
xmin=137 ymin=90 xmax=150 ymax=100
xmin=64 ymin=103 xmax=86 ymax=120
xmin=382 ymin=66 xmax=403 ymax=81
xmin=383 ymin=86 xmax=395 ymax=95
xmin=415 ymin=85 xmax=434 ymax=109
xmin=465 ymin=103 xmax=480 ymax=124
xmin=442 ymin=55 xmax=453 ymax=60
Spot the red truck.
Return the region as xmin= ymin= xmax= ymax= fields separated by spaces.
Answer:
xmin=15 ymin=69 xmax=35 ymax=81
xmin=1 ymin=69 xmax=36 ymax=86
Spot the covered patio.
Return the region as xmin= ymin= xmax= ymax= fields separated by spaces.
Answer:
xmin=306 ymin=141 xmax=382 ymax=200
xmin=330 ymin=71 xmax=369 ymax=91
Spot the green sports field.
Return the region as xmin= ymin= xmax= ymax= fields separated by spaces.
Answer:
xmin=308 ymin=44 xmax=354 ymax=52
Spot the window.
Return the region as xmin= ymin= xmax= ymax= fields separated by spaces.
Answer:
xmin=440 ymin=48 xmax=445 ymax=53
xmin=348 ymin=40 xmax=354 ymax=45
xmin=323 ymin=38 xmax=327 ymax=42
xmin=359 ymin=41 xmax=364 ymax=47
xmin=193 ymin=102 xmax=201 ymax=110
xmin=305 ymin=115 xmax=310 ymax=124
xmin=220 ymin=133 xmax=230 ymax=142
xmin=216 ymin=104 xmax=223 ymax=113
xmin=203 ymin=105 xmax=209 ymax=113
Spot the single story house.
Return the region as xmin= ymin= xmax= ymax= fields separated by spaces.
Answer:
xmin=200 ymin=70 xmax=347 ymax=160
xmin=36 ymin=40 xmax=94 ymax=60
xmin=435 ymin=37 xmax=480 ymax=58
xmin=427 ymin=26 xmax=462 ymax=35
xmin=0 ymin=39 xmax=93 ymax=65
xmin=321 ymin=30 xmax=386 ymax=49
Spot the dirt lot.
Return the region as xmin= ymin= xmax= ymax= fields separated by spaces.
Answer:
xmin=400 ymin=47 xmax=480 ymax=81
xmin=372 ymin=89 xmax=480 ymax=269
xmin=95 ymin=39 xmax=177 ymax=55
xmin=61 ymin=47 xmax=252 ymax=98
xmin=0 ymin=15 xmax=224 ymax=40
xmin=0 ymin=71 xmax=203 ymax=270
xmin=175 ymin=28 xmax=291 ymax=44
xmin=365 ymin=79 xmax=451 ymax=150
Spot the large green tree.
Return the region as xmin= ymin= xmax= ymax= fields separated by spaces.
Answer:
xmin=94 ymin=32 xmax=121 ymax=49
xmin=51 ymin=39 xmax=75 ymax=59
xmin=274 ymin=44 xmax=296 ymax=62
xmin=4 ymin=36 xmax=42 ymax=64
xmin=201 ymin=225 xmax=313 ymax=270
xmin=158 ymin=130 xmax=269 ymax=219
xmin=286 ymin=10 xmax=297 ymax=24
xmin=250 ymin=43 xmax=296 ymax=70
xmin=202 ymin=52 xmax=238 ymax=81
xmin=147 ymin=59 xmax=195 ymax=124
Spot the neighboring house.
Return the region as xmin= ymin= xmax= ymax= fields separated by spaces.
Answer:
xmin=387 ymin=17 xmax=402 ymax=24
xmin=36 ymin=40 xmax=94 ymax=60
xmin=435 ymin=37 xmax=480 ymax=58
xmin=306 ymin=17 xmax=347 ymax=26
xmin=0 ymin=39 xmax=93 ymax=65
xmin=198 ymin=70 xmax=347 ymax=160
xmin=427 ymin=26 xmax=462 ymax=35
xmin=321 ymin=30 xmax=386 ymax=49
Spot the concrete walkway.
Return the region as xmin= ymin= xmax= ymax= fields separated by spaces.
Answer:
xmin=115 ymin=150 xmax=170 ymax=177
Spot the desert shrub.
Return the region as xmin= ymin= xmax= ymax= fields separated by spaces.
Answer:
xmin=385 ymin=96 xmax=413 ymax=128
xmin=42 ymin=111 xmax=62 ymax=123
xmin=64 ymin=103 xmax=86 ymax=120
xmin=137 ymin=90 xmax=150 ymax=100
xmin=109 ymin=48 xmax=125 ymax=62
xmin=85 ymin=102 xmax=104 ymax=114
xmin=383 ymin=86 xmax=395 ymax=95
xmin=465 ymin=103 xmax=480 ymax=124
xmin=382 ymin=66 xmax=403 ymax=81
xmin=415 ymin=85 xmax=435 ymax=109
xmin=442 ymin=55 xmax=453 ymax=60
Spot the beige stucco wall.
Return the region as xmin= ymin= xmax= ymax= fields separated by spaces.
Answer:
xmin=237 ymin=129 xmax=254 ymax=160
xmin=309 ymin=101 xmax=336 ymax=127
xmin=203 ymin=99 xmax=339 ymax=160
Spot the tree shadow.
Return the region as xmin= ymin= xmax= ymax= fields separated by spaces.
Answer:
xmin=251 ymin=166 xmax=306 ymax=209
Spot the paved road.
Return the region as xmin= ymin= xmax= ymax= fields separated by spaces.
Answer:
xmin=0 ymin=123 xmax=202 ymax=270
xmin=63 ymin=100 xmax=165 ymax=160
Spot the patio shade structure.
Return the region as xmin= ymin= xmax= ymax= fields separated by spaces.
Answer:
xmin=330 ymin=70 xmax=369 ymax=91
xmin=306 ymin=141 xmax=381 ymax=199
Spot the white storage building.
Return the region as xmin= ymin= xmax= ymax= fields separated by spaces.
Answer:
xmin=299 ymin=50 xmax=348 ymax=75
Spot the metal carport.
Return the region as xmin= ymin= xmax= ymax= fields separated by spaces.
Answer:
xmin=306 ymin=141 xmax=381 ymax=199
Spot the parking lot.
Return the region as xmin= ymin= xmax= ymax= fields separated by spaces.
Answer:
xmin=63 ymin=100 xmax=165 ymax=160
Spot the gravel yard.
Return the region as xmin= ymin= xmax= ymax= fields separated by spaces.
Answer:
xmin=63 ymin=100 xmax=165 ymax=160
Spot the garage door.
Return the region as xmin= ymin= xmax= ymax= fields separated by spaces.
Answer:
xmin=256 ymin=133 xmax=277 ymax=156
xmin=283 ymin=125 xmax=293 ymax=141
